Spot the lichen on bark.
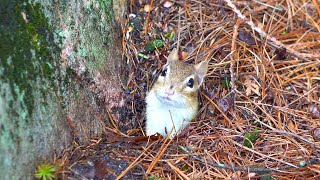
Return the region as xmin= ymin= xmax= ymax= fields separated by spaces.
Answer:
xmin=0 ymin=0 xmax=69 ymax=179
xmin=1 ymin=1 xmax=56 ymax=116
xmin=0 ymin=0 xmax=126 ymax=179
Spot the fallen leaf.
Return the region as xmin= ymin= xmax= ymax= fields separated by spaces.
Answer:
xmin=275 ymin=47 xmax=287 ymax=60
xmin=218 ymin=94 xmax=234 ymax=112
xmin=163 ymin=1 xmax=173 ymax=8
xmin=309 ymin=104 xmax=320 ymax=118
xmin=181 ymin=51 xmax=188 ymax=60
xmin=244 ymin=76 xmax=260 ymax=96
xmin=312 ymin=128 xmax=320 ymax=141
xmin=94 ymin=159 xmax=113 ymax=179
xmin=238 ymin=30 xmax=260 ymax=46
xmin=287 ymin=120 xmax=297 ymax=133
xmin=144 ymin=4 xmax=152 ymax=12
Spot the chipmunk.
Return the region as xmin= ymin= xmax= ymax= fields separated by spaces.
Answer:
xmin=145 ymin=48 xmax=208 ymax=138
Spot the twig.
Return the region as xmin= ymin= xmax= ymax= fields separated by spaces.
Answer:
xmin=176 ymin=7 xmax=182 ymax=51
xmin=143 ymin=0 xmax=154 ymax=36
xmin=233 ymin=141 xmax=298 ymax=168
xmin=230 ymin=18 xmax=240 ymax=105
xmin=179 ymin=146 xmax=319 ymax=173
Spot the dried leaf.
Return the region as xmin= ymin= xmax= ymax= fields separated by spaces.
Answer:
xmin=143 ymin=4 xmax=152 ymax=12
xmin=163 ymin=1 xmax=174 ymax=8
xmin=244 ymin=76 xmax=260 ymax=96
xmin=94 ymin=159 xmax=111 ymax=179
xmin=181 ymin=51 xmax=188 ymax=60
xmin=309 ymin=104 xmax=320 ymax=118
xmin=312 ymin=128 xmax=320 ymax=141
xmin=238 ymin=30 xmax=260 ymax=46
xmin=275 ymin=47 xmax=287 ymax=60
xmin=287 ymin=120 xmax=297 ymax=133
xmin=218 ymin=94 xmax=234 ymax=112
xmin=21 ymin=12 xmax=28 ymax=23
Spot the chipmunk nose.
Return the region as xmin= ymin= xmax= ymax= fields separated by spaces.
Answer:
xmin=165 ymin=85 xmax=175 ymax=96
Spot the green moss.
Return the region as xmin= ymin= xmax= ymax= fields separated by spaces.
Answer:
xmin=0 ymin=0 xmax=56 ymax=116
xmin=99 ymin=0 xmax=113 ymax=22
xmin=35 ymin=163 xmax=56 ymax=180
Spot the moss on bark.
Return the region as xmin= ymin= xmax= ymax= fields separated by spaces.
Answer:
xmin=0 ymin=0 xmax=126 ymax=179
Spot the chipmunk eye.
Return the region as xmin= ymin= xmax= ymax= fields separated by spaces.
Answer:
xmin=187 ymin=78 xmax=194 ymax=88
xmin=161 ymin=68 xmax=167 ymax=77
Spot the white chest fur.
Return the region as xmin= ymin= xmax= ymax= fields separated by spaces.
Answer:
xmin=145 ymin=90 xmax=197 ymax=138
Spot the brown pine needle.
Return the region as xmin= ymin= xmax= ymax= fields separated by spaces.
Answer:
xmin=167 ymin=161 xmax=190 ymax=180
xmin=146 ymin=135 xmax=173 ymax=174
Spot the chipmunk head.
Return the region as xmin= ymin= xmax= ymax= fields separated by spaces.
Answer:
xmin=150 ymin=48 xmax=208 ymax=108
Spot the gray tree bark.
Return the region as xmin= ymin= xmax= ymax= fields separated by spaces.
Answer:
xmin=0 ymin=0 xmax=126 ymax=179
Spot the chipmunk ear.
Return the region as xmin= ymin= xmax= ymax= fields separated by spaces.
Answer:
xmin=167 ymin=48 xmax=179 ymax=62
xmin=194 ymin=60 xmax=209 ymax=85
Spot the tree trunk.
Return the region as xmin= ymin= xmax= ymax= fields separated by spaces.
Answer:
xmin=0 ymin=0 xmax=126 ymax=179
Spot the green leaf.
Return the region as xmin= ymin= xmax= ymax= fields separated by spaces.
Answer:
xmin=164 ymin=31 xmax=175 ymax=40
xmin=153 ymin=39 xmax=164 ymax=48
xmin=281 ymin=29 xmax=290 ymax=35
xmin=244 ymin=129 xmax=259 ymax=148
xmin=138 ymin=53 xmax=149 ymax=59
xmin=148 ymin=176 xmax=161 ymax=180
xmin=222 ymin=77 xmax=231 ymax=88
xmin=145 ymin=39 xmax=164 ymax=51
xmin=181 ymin=164 xmax=189 ymax=171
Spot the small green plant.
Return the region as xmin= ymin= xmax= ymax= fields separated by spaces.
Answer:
xmin=145 ymin=39 xmax=164 ymax=51
xmin=138 ymin=52 xmax=149 ymax=59
xmin=244 ymin=129 xmax=259 ymax=148
xmin=164 ymin=31 xmax=175 ymax=41
xmin=222 ymin=76 xmax=232 ymax=88
xmin=148 ymin=176 xmax=161 ymax=180
xmin=181 ymin=164 xmax=189 ymax=171
xmin=281 ymin=29 xmax=290 ymax=35
xmin=35 ymin=163 xmax=56 ymax=180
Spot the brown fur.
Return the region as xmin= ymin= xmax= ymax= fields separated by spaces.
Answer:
xmin=145 ymin=48 xmax=208 ymax=137
xmin=151 ymin=60 xmax=202 ymax=110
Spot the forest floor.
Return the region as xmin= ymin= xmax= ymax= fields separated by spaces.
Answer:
xmin=63 ymin=0 xmax=320 ymax=179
